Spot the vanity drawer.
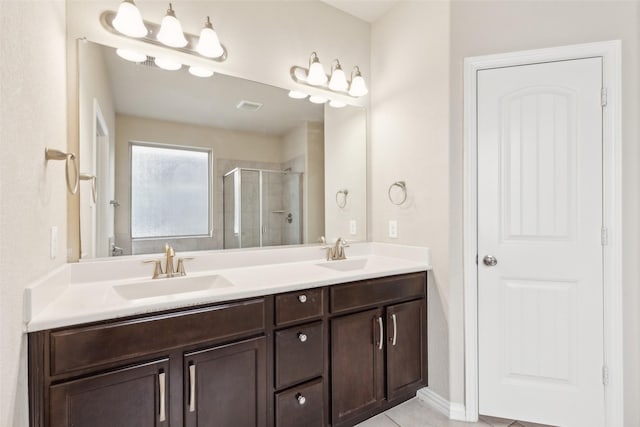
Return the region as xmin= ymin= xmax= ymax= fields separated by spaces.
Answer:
xmin=275 ymin=378 xmax=324 ymax=427
xmin=275 ymin=322 xmax=324 ymax=389
xmin=49 ymin=298 xmax=265 ymax=377
xmin=330 ymin=273 xmax=426 ymax=314
xmin=275 ymin=288 xmax=324 ymax=326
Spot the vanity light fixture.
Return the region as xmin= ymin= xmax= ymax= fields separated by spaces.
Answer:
xmin=116 ymin=48 xmax=147 ymax=63
xmin=288 ymin=90 xmax=309 ymax=99
xmin=307 ymin=52 xmax=328 ymax=86
xmin=196 ymin=16 xmax=224 ymax=58
xmin=328 ymin=59 xmax=348 ymax=92
xmin=329 ymin=100 xmax=347 ymax=108
xmin=154 ymin=56 xmax=182 ymax=71
xmin=188 ymin=66 xmax=214 ymax=78
xmin=309 ymin=95 xmax=328 ymax=104
xmin=112 ymin=0 xmax=147 ymax=38
xmin=348 ymin=66 xmax=368 ymax=97
xmin=157 ymin=3 xmax=188 ymax=48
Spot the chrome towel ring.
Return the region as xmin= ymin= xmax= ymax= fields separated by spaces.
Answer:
xmin=336 ymin=189 xmax=349 ymax=208
xmin=45 ymin=147 xmax=79 ymax=195
xmin=80 ymin=173 xmax=97 ymax=204
xmin=388 ymin=181 xmax=407 ymax=205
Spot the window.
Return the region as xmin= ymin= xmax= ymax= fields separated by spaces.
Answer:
xmin=130 ymin=142 xmax=211 ymax=239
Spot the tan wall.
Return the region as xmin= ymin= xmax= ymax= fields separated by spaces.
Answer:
xmin=306 ymin=122 xmax=325 ymax=243
xmin=0 ymin=2 xmax=68 ymax=425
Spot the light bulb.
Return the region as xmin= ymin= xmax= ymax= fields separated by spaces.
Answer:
xmin=112 ymin=0 xmax=148 ymax=38
xmin=288 ymin=90 xmax=309 ymax=99
xmin=196 ymin=17 xmax=224 ymax=58
xmin=349 ymin=66 xmax=368 ymax=97
xmin=328 ymin=60 xmax=348 ymax=92
xmin=309 ymin=95 xmax=328 ymax=104
xmin=154 ymin=56 xmax=182 ymax=71
xmin=307 ymin=52 xmax=327 ymax=86
xmin=157 ymin=3 xmax=188 ymax=48
xmin=189 ymin=66 xmax=214 ymax=78
xmin=116 ymin=48 xmax=147 ymax=63
xmin=329 ymin=100 xmax=347 ymax=108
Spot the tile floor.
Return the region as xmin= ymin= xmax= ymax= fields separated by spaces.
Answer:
xmin=355 ymin=398 xmax=555 ymax=427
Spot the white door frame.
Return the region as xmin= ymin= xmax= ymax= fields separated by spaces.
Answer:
xmin=463 ymin=41 xmax=623 ymax=425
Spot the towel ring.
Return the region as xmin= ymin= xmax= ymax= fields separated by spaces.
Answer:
xmin=388 ymin=181 xmax=407 ymax=205
xmin=45 ymin=148 xmax=79 ymax=195
xmin=336 ymin=189 xmax=348 ymax=209
xmin=80 ymin=173 xmax=97 ymax=204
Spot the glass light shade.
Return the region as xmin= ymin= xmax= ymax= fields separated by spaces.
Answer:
xmin=329 ymin=100 xmax=347 ymax=108
xmin=112 ymin=0 xmax=148 ymax=38
xmin=307 ymin=61 xmax=327 ymax=86
xmin=116 ymin=48 xmax=147 ymax=63
xmin=349 ymin=75 xmax=368 ymax=97
xmin=196 ymin=18 xmax=224 ymax=58
xmin=157 ymin=5 xmax=188 ymax=48
xmin=189 ymin=66 xmax=214 ymax=78
xmin=288 ymin=90 xmax=309 ymax=99
xmin=328 ymin=67 xmax=348 ymax=92
xmin=154 ymin=56 xmax=182 ymax=71
xmin=309 ymin=95 xmax=328 ymax=104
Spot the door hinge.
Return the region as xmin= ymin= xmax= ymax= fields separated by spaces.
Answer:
xmin=601 ymin=226 xmax=609 ymax=246
xmin=601 ymin=87 xmax=608 ymax=107
xmin=602 ymin=365 xmax=609 ymax=386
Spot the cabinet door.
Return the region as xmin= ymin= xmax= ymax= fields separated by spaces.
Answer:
xmin=386 ymin=299 xmax=427 ymax=401
xmin=184 ymin=336 xmax=266 ymax=427
xmin=49 ymin=359 xmax=169 ymax=427
xmin=331 ymin=308 xmax=384 ymax=425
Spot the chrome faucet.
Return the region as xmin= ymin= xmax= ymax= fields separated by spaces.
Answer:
xmin=322 ymin=237 xmax=349 ymax=261
xmin=143 ymin=244 xmax=193 ymax=279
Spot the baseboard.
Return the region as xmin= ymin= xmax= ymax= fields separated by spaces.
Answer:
xmin=417 ymin=387 xmax=467 ymax=421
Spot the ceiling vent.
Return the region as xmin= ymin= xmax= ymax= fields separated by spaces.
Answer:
xmin=236 ymin=100 xmax=263 ymax=112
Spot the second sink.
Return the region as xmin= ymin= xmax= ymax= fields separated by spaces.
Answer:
xmin=114 ymin=274 xmax=234 ymax=300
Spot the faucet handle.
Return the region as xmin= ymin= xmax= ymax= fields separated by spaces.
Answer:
xmin=176 ymin=257 xmax=194 ymax=276
xmin=143 ymin=259 xmax=164 ymax=279
xmin=339 ymin=238 xmax=350 ymax=247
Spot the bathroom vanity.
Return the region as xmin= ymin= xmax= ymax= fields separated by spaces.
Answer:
xmin=26 ymin=246 xmax=429 ymax=427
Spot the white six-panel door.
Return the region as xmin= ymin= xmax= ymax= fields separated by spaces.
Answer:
xmin=477 ymin=58 xmax=604 ymax=426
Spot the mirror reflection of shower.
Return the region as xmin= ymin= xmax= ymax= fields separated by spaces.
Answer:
xmin=223 ymin=167 xmax=303 ymax=249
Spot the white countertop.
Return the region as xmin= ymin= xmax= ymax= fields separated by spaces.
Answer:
xmin=24 ymin=242 xmax=431 ymax=332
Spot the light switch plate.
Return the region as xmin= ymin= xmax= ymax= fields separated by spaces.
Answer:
xmin=349 ymin=220 xmax=357 ymax=235
xmin=388 ymin=220 xmax=398 ymax=238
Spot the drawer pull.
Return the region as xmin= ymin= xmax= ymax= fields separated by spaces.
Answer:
xmin=189 ymin=363 xmax=196 ymax=412
xmin=296 ymin=393 xmax=306 ymax=405
xmin=298 ymin=294 xmax=307 ymax=303
xmin=159 ymin=371 xmax=166 ymax=422
xmin=377 ymin=316 xmax=384 ymax=351
xmin=391 ymin=313 xmax=397 ymax=346
xmin=298 ymin=333 xmax=308 ymax=343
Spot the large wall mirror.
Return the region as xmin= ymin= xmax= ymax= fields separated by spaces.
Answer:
xmin=77 ymin=40 xmax=366 ymax=259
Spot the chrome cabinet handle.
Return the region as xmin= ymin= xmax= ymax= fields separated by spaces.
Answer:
xmin=189 ymin=364 xmax=196 ymax=412
xmin=377 ymin=317 xmax=384 ymax=350
xmin=298 ymin=295 xmax=307 ymax=303
xmin=296 ymin=393 xmax=306 ymax=405
xmin=159 ymin=372 xmax=166 ymax=422
xmin=483 ymin=255 xmax=498 ymax=266
xmin=298 ymin=333 xmax=308 ymax=343
xmin=391 ymin=314 xmax=397 ymax=346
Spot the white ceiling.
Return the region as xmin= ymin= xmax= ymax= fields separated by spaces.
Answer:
xmin=320 ymin=0 xmax=400 ymax=23
xmin=101 ymin=45 xmax=323 ymax=136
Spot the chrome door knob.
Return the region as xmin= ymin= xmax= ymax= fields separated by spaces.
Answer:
xmin=483 ymin=255 xmax=498 ymax=266
xmin=298 ymin=333 xmax=308 ymax=342
xmin=298 ymin=295 xmax=307 ymax=303
xmin=296 ymin=394 xmax=306 ymax=405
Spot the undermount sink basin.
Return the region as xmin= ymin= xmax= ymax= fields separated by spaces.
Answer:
xmin=316 ymin=258 xmax=369 ymax=272
xmin=114 ymin=274 xmax=234 ymax=300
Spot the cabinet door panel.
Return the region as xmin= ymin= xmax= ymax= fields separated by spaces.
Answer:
xmin=275 ymin=378 xmax=324 ymax=427
xmin=184 ymin=336 xmax=266 ymax=427
xmin=275 ymin=321 xmax=324 ymax=389
xmin=331 ymin=308 xmax=384 ymax=425
xmin=386 ymin=299 xmax=427 ymax=400
xmin=49 ymin=359 xmax=169 ymax=427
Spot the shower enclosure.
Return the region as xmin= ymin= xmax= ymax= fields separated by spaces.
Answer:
xmin=223 ymin=167 xmax=303 ymax=249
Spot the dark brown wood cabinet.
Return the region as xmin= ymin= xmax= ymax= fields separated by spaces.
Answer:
xmin=49 ymin=359 xmax=170 ymax=427
xmin=30 ymin=272 xmax=427 ymax=427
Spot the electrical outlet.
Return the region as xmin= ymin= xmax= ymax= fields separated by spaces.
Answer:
xmin=388 ymin=220 xmax=398 ymax=238
xmin=349 ymin=220 xmax=357 ymax=235
xmin=50 ymin=226 xmax=58 ymax=259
